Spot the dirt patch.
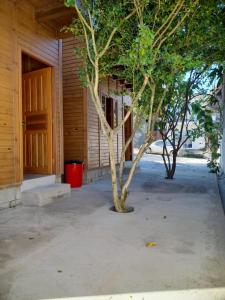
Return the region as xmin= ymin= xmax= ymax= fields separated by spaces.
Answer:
xmin=110 ymin=206 xmax=134 ymax=213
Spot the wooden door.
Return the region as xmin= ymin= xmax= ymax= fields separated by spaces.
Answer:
xmin=22 ymin=67 xmax=52 ymax=174
xmin=124 ymin=106 xmax=133 ymax=161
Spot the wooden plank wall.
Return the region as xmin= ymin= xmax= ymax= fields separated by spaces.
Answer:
xmin=0 ymin=0 xmax=63 ymax=187
xmin=62 ymin=37 xmax=87 ymax=166
xmin=87 ymin=90 xmax=100 ymax=169
xmin=87 ymin=79 xmax=124 ymax=169
xmin=98 ymin=80 xmax=110 ymax=167
xmin=117 ymin=85 xmax=124 ymax=163
xmin=62 ymin=36 xmax=124 ymax=171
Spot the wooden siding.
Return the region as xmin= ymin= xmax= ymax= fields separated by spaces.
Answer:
xmin=62 ymin=37 xmax=87 ymax=166
xmin=62 ymin=36 xmax=125 ymax=171
xmin=118 ymin=85 xmax=124 ymax=163
xmin=87 ymin=79 xmax=124 ymax=170
xmin=87 ymin=90 xmax=100 ymax=169
xmin=0 ymin=0 xmax=63 ymax=187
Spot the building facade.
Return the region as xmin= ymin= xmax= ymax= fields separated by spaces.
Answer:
xmin=0 ymin=0 xmax=132 ymax=208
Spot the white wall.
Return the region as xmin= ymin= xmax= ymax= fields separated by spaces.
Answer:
xmin=191 ymin=136 xmax=205 ymax=150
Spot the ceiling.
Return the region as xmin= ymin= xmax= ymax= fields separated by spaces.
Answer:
xmin=30 ymin=0 xmax=76 ymax=34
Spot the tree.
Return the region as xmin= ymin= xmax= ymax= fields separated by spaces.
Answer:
xmin=151 ymin=0 xmax=225 ymax=179
xmin=65 ymin=0 xmax=199 ymax=212
xmin=158 ymin=67 xmax=208 ymax=179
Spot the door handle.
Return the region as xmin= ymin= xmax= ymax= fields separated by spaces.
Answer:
xmin=22 ymin=121 xmax=26 ymax=129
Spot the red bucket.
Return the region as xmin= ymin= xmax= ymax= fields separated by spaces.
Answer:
xmin=64 ymin=160 xmax=84 ymax=188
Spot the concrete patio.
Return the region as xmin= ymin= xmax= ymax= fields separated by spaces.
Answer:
xmin=0 ymin=154 xmax=225 ymax=300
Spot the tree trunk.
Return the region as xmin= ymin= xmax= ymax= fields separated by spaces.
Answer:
xmin=165 ymin=151 xmax=177 ymax=179
xmin=108 ymin=133 xmax=128 ymax=213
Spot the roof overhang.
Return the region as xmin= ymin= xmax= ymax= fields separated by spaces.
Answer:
xmin=30 ymin=0 xmax=76 ymax=35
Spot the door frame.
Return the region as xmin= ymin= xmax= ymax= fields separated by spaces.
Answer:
xmin=17 ymin=46 xmax=55 ymax=181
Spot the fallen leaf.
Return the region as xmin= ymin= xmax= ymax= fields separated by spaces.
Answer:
xmin=146 ymin=242 xmax=157 ymax=248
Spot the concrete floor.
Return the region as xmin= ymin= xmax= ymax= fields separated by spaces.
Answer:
xmin=0 ymin=155 xmax=225 ymax=300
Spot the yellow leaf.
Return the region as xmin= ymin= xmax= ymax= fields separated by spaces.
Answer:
xmin=146 ymin=241 xmax=157 ymax=248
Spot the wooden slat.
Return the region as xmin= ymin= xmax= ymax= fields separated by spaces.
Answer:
xmin=87 ymin=79 xmax=124 ymax=169
xmin=0 ymin=150 xmax=15 ymax=185
xmin=63 ymin=37 xmax=86 ymax=164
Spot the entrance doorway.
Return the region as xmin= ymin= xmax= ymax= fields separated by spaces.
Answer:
xmin=22 ymin=53 xmax=53 ymax=177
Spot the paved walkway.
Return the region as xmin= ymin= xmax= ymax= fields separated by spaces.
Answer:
xmin=0 ymin=155 xmax=225 ymax=300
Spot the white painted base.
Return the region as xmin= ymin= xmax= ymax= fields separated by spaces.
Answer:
xmin=85 ymin=162 xmax=138 ymax=184
xmin=0 ymin=186 xmax=21 ymax=209
xmin=85 ymin=166 xmax=111 ymax=183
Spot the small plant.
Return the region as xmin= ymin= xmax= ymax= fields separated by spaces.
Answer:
xmin=207 ymin=160 xmax=220 ymax=173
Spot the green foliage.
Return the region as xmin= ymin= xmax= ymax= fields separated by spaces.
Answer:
xmin=118 ymin=24 xmax=154 ymax=75
xmin=191 ymin=96 xmax=223 ymax=173
xmin=64 ymin=0 xmax=201 ymax=94
xmin=65 ymin=0 xmax=225 ymax=175
xmin=182 ymin=1 xmax=225 ymax=65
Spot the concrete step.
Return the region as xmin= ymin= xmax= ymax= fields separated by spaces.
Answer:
xmin=21 ymin=184 xmax=71 ymax=206
xmin=21 ymin=175 xmax=56 ymax=192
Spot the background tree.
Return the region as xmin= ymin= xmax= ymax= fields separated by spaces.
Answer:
xmin=158 ymin=67 xmax=208 ymax=179
xmin=150 ymin=0 xmax=225 ymax=179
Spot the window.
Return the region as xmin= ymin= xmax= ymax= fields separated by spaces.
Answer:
xmin=165 ymin=140 xmax=172 ymax=146
xmin=186 ymin=142 xmax=192 ymax=148
xmin=102 ymin=96 xmax=117 ymax=129
xmin=102 ymin=96 xmax=106 ymax=115
xmin=155 ymin=141 xmax=163 ymax=146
